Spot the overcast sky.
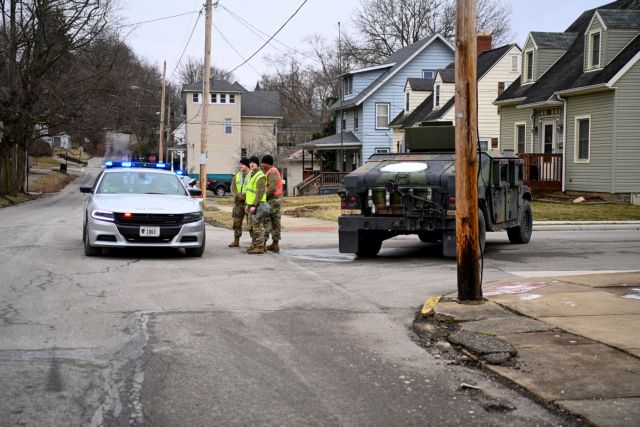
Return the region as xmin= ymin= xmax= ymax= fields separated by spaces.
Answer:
xmin=118 ymin=0 xmax=608 ymax=89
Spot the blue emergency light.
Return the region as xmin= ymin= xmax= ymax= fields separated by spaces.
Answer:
xmin=175 ymin=170 xmax=185 ymax=175
xmin=104 ymin=161 xmax=172 ymax=170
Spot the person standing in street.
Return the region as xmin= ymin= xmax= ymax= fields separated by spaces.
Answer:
xmin=244 ymin=156 xmax=267 ymax=254
xmin=261 ymin=155 xmax=283 ymax=253
xmin=228 ymin=157 xmax=250 ymax=248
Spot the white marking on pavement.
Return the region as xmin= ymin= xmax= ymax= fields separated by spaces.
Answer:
xmin=507 ymin=270 xmax=640 ymax=278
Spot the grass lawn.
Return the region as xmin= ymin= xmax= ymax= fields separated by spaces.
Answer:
xmin=29 ymin=171 xmax=77 ymax=193
xmin=0 ymin=193 xmax=34 ymax=208
xmin=54 ymin=147 xmax=92 ymax=161
xmin=32 ymin=156 xmax=61 ymax=166
xmin=203 ymin=205 xmax=249 ymax=231
xmin=263 ymin=195 xmax=640 ymax=223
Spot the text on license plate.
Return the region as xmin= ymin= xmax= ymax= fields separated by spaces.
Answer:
xmin=139 ymin=226 xmax=160 ymax=237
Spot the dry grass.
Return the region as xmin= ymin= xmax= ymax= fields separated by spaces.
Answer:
xmin=0 ymin=193 xmax=34 ymax=208
xmin=203 ymin=205 xmax=249 ymax=230
xmin=54 ymin=147 xmax=91 ymax=161
xmin=532 ymin=201 xmax=640 ymax=221
xmin=29 ymin=171 xmax=77 ymax=193
xmin=33 ymin=156 xmax=60 ymax=166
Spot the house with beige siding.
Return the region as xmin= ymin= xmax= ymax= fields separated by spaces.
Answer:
xmin=389 ymin=40 xmax=521 ymax=150
xmin=181 ymin=80 xmax=281 ymax=179
xmin=495 ymin=0 xmax=640 ymax=203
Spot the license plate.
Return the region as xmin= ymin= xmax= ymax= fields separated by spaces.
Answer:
xmin=139 ymin=226 xmax=160 ymax=237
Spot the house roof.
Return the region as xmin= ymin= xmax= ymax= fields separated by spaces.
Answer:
xmin=297 ymin=131 xmax=361 ymax=150
xmin=241 ymin=90 xmax=282 ymax=117
xmin=329 ymin=35 xmax=454 ymax=111
xmin=182 ymin=79 xmax=244 ymax=93
xmin=406 ymin=78 xmax=434 ymax=91
xmin=389 ymin=94 xmax=435 ymax=127
xmin=423 ymin=96 xmax=456 ymax=121
xmin=530 ymin=32 xmax=579 ymax=49
xmin=284 ymin=149 xmax=322 ymax=161
xmin=598 ymin=9 xmax=640 ymax=29
xmin=496 ymin=0 xmax=640 ymax=106
xmin=437 ymin=68 xmax=456 ymax=83
xmin=437 ymin=44 xmax=517 ymax=84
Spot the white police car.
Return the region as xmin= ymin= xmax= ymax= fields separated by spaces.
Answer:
xmin=80 ymin=161 xmax=206 ymax=257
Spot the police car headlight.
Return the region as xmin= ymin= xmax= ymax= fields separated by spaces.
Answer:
xmin=183 ymin=212 xmax=202 ymax=223
xmin=91 ymin=210 xmax=114 ymax=222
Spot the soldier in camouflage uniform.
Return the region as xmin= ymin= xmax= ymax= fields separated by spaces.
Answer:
xmin=261 ymin=155 xmax=283 ymax=253
xmin=244 ymin=156 xmax=267 ymax=254
xmin=228 ymin=158 xmax=250 ymax=247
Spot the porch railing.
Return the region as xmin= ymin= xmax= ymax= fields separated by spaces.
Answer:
xmin=296 ymin=172 xmax=348 ymax=196
xmin=517 ymin=153 xmax=562 ymax=191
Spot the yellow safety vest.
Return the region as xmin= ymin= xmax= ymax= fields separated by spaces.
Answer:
xmin=245 ymin=170 xmax=266 ymax=205
xmin=234 ymin=171 xmax=248 ymax=195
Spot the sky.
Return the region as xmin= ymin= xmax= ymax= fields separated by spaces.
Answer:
xmin=118 ymin=0 xmax=609 ymax=89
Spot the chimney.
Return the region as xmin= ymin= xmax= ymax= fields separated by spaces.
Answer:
xmin=477 ymin=30 xmax=492 ymax=56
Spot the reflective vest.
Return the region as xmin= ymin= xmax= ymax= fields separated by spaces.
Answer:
xmin=265 ymin=166 xmax=283 ymax=197
xmin=245 ymin=170 xmax=266 ymax=205
xmin=234 ymin=171 xmax=248 ymax=195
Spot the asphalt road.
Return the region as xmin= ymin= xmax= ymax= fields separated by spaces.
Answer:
xmin=1 ymin=162 xmax=639 ymax=426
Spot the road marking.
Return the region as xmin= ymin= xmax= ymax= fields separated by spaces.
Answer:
xmin=508 ymin=270 xmax=640 ymax=278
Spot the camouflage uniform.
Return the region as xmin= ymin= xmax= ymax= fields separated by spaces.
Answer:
xmin=230 ymin=170 xmax=249 ymax=239
xmin=264 ymin=167 xmax=283 ymax=243
xmin=246 ymin=169 xmax=267 ymax=248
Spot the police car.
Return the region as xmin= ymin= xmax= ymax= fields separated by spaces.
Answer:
xmin=80 ymin=161 xmax=206 ymax=257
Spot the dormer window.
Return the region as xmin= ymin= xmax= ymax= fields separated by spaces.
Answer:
xmin=422 ymin=69 xmax=435 ymax=79
xmin=405 ymin=92 xmax=410 ymax=112
xmin=525 ymin=51 xmax=534 ymax=81
xmin=434 ymin=84 xmax=441 ymax=107
xmin=343 ymin=75 xmax=353 ymax=96
xmin=589 ymin=32 xmax=601 ymax=68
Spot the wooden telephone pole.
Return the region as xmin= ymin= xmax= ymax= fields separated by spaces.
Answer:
xmin=159 ymin=60 xmax=167 ymax=162
xmin=454 ymin=0 xmax=482 ymax=301
xmin=200 ymin=0 xmax=213 ymax=206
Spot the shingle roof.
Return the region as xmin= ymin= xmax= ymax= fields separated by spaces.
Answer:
xmin=437 ymin=68 xmax=456 ymax=83
xmin=424 ymin=96 xmax=455 ymax=121
xmin=182 ymin=79 xmax=243 ymax=93
xmin=329 ymin=35 xmax=452 ymax=111
xmin=406 ymin=78 xmax=434 ymax=91
xmin=531 ymin=32 xmax=579 ymax=49
xmin=389 ymin=94 xmax=435 ymax=128
xmin=241 ymin=90 xmax=281 ymax=117
xmin=496 ymin=0 xmax=640 ymax=106
xmin=297 ymin=131 xmax=361 ymax=149
xmin=598 ymin=9 xmax=640 ymax=29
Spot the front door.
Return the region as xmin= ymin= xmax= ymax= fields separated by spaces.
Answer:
xmin=541 ymin=121 xmax=556 ymax=153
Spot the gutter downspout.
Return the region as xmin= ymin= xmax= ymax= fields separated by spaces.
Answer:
xmin=556 ymin=94 xmax=568 ymax=192
xmin=529 ymin=111 xmax=535 ymax=154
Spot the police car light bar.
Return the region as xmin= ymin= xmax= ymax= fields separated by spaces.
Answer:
xmin=104 ymin=161 xmax=171 ymax=170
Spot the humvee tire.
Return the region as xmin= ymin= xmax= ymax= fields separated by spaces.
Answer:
xmin=356 ymin=231 xmax=382 ymax=257
xmin=418 ymin=231 xmax=439 ymax=243
xmin=507 ymin=200 xmax=533 ymax=244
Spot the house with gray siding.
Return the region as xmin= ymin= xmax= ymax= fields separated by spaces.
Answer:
xmin=495 ymin=0 xmax=640 ymax=203
xmin=295 ymin=35 xmax=454 ymax=194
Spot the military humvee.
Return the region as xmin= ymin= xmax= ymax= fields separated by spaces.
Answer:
xmin=338 ymin=124 xmax=533 ymax=257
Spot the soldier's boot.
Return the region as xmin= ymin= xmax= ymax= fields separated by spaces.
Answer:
xmin=266 ymin=241 xmax=280 ymax=253
xmin=246 ymin=243 xmax=256 ymax=252
xmin=247 ymin=245 xmax=265 ymax=254
xmin=228 ymin=237 xmax=240 ymax=248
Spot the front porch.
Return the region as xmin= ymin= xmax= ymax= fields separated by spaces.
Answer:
xmin=517 ymin=153 xmax=563 ymax=191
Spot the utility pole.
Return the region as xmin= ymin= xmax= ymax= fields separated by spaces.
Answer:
xmin=338 ymin=21 xmax=344 ymax=173
xmin=454 ymin=0 xmax=482 ymax=301
xmin=167 ymin=96 xmax=172 ymax=165
xmin=159 ymin=60 xmax=167 ymax=163
xmin=200 ymin=0 xmax=213 ymax=207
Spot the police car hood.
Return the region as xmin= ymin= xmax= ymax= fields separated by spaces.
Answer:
xmin=92 ymin=194 xmax=201 ymax=214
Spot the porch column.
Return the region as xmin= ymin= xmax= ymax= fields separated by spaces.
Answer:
xmin=311 ymin=150 xmax=314 ymax=171
xmin=302 ymin=149 xmax=305 ymax=171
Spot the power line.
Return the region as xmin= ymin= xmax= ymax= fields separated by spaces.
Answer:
xmin=168 ymin=8 xmax=204 ymax=81
xmin=212 ymin=23 xmax=263 ymax=77
xmin=222 ymin=0 xmax=309 ymax=77
xmin=119 ymin=10 xmax=202 ymax=28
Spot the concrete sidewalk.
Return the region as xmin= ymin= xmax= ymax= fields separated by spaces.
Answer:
xmin=427 ymin=271 xmax=640 ymax=425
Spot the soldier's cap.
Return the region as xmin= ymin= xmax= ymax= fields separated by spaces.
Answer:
xmin=239 ymin=157 xmax=250 ymax=167
xmin=261 ymin=154 xmax=274 ymax=166
xmin=249 ymin=155 xmax=260 ymax=166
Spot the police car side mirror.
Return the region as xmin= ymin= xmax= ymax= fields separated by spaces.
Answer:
xmin=189 ymin=179 xmax=197 ymax=186
xmin=79 ymin=186 xmax=93 ymax=193
xmin=188 ymin=188 xmax=202 ymax=197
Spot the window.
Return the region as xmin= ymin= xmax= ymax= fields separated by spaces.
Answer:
xmin=575 ymin=116 xmax=590 ymax=162
xmin=225 ymin=118 xmax=232 ymax=134
xmin=343 ymin=75 xmax=353 ymax=95
xmin=525 ymin=51 xmax=534 ymax=81
xmin=211 ymin=93 xmax=217 ymax=103
xmin=354 ymin=115 xmax=359 ymax=131
xmin=375 ymin=103 xmax=390 ymax=129
xmin=192 ymin=93 xmax=201 ymax=103
xmin=498 ymin=81 xmax=511 ymax=95
xmin=590 ymin=32 xmax=601 ymax=68
xmin=220 ymin=94 xmax=227 ymax=103
xmin=241 ymin=148 xmax=247 ymax=158
xmin=515 ymin=123 xmax=526 ymax=153
xmin=422 ymin=69 xmax=435 ymax=79
xmin=272 ymin=123 xmax=277 ymax=136
xmin=229 ymin=94 xmax=235 ymax=103
xmin=375 ymin=148 xmax=390 ymax=154
xmin=405 ymin=92 xmax=410 ymax=112
xmin=435 ymin=84 xmax=441 ymax=107
xmin=341 ymin=112 xmax=346 ymax=131
xmin=509 ymin=55 xmax=520 ymax=73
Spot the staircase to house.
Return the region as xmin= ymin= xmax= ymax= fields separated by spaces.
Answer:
xmin=296 ymin=172 xmax=347 ymax=196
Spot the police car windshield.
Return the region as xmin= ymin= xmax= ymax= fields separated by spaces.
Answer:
xmin=96 ymin=171 xmax=188 ymax=196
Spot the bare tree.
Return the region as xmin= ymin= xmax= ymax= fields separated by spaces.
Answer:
xmin=176 ymin=55 xmax=234 ymax=85
xmin=348 ymin=0 xmax=512 ymax=65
